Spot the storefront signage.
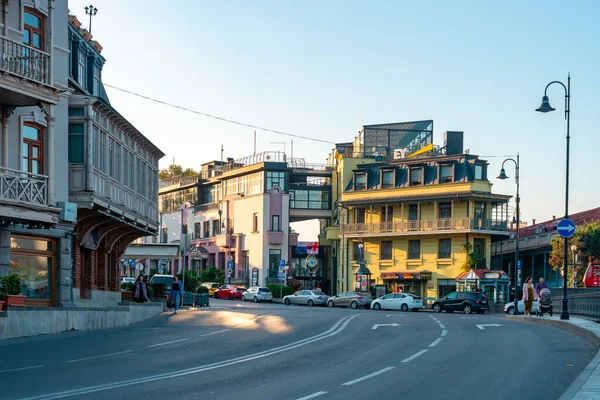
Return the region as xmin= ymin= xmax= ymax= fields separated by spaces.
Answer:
xmin=382 ymin=273 xmax=399 ymax=279
xmin=420 ymin=272 xmax=432 ymax=280
xmin=484 ymin=272 xmax=500 ymax=279
xmin=402 ymin=273 xmax=414 ymax=280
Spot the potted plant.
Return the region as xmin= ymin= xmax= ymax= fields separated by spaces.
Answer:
xmin=1 ymin=274 xmax=26 ymax=307
xmin=121 ymin=282 xmax=135 ymax=301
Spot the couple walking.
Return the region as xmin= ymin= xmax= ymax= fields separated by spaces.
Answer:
xmin=522 ymin=277 xmax=549 ymax=316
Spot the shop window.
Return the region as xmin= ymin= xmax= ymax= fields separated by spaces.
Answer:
xmin=22 ymin=123 xmax=44 ymax=174
xmin=380 ymin=241 xmax=392 ymax=260
xmin=438 ymin=238 xmax=452 ymax=259
xmin=10 ymin=235 xmax=55 ymax=305
xmin=408 ymin=240 xmax=421 ymax=259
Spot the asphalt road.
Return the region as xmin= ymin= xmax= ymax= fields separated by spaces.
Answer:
xmin=0 ymin=299 xmax=596 ymax=400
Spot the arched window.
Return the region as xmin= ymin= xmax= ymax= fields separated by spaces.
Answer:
xmin=22 ymin=123 xmax=44 ymax=174
xmin=24 ymin=8 xmax=44 ymax=50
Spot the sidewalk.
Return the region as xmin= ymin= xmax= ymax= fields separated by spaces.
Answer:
xmin=506 ymin=314 xmax=600 ymax=400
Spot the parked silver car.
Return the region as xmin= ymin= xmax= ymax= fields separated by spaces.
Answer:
xmin=283 ymin=290 xmax=329 ymax=306
xmin=327 ymin=292 xmax=372 ymax=309
xmin=504 ymin=300 xmax=539 ymax=315
xmin=242 ymin=286 xmax=273 ymax=303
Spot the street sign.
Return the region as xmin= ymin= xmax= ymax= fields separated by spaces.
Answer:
xmin=252 ymin=268 xmax=259 ymax=286
xmin=517 ymin=260 xmax=522 ymax=270
xmin=278 ymin=273 xmax=285 ymax=280
xmin=227 ymin=261 xmax=233 ymax=269
xmin=279 ymin=259 xmax=286 ymax=267
xmin=227 ymin=268 xmax=232 ymax=278
xmin=557 ymin=219 xmax=576 ymax=238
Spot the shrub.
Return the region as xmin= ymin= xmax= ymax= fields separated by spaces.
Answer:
xmin=196 ymin=285 xmax=209 ymax=294
xmin=267 ymin=285 xmax=295 ymax=298
xmin=1 ymin=274 xmax=22 ymax=296
xmin=151 ymin=282 xmax=167 ymax=297
xmin=121 ymin=282 xmax=134 ymax=292
xmin=147 ymin=285 xmax=155 ymax=299
xmin=149 ymin=268 xmax=158 ymax=277
xmin=200 ymin=266 xmax=224 ymax=283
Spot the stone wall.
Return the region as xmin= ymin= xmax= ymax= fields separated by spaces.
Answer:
xmin=0 ymin=302 xmax=165 ymax=340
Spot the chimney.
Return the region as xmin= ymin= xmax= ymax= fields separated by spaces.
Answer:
xmin=552 ymin=215 xmax=556 ymax=221
xmin=532 ymin=219 xmax=536 ymax=226
xmin=444 ymin=131 xmax=464 ymax=156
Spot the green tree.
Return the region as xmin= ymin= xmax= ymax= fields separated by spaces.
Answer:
xmin=159 ymin=164 xmax=199 ymax=181
xmin=549 ymin=221 xmax=600 ymax=286
xmin=461 ymin=242 xmax=483 ymax=273
xmin=199 ymin=266 xmax=224 ymax=283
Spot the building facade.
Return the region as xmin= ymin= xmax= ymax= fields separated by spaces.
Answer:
xmin=66 ymin=13 xmax=164 ymax=306
xmin=157 ymin=152 xmax=333 ymax=289
xmin=0 ymin=0 xmax=75 ymax=306
xmin=325 ymin=122 xmax=511 ymax=303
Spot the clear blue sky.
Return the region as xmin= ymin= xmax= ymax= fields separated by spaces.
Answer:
xmin=69 ymin=0 xmax=600 ymax=238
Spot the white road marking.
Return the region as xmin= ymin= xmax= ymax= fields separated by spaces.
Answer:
xmin=296 ymin=391 xmax=328 ymax=400
xmin=476 ymin=324 xmax=503 ymax=330
xmin=371 ymin=323 xmax=401 ymax=330
xmin=0 ymin=365 xmax=45 ymax=373
xmin=429 ymin=338 xmax=443 ymax=347
xmin=140 ymin=327 xmax=159 ymax=331
xmin=429 ymin=315 xmax=440 ymax=323
xmin=146 ymin=338 xmax=191 ymax=348
xmin=439 ymin=324 xmax=446 ymax=329
xmin=200 ymin=329 xmax=230 ymax=337
xmin=401 ymin=349 xmax=428 ymax=363
xmin=341 ymin=367 xmax=395 ymax=386
xmin=441 ymin=329 xmax=448 ymax=337
xmin=19 ymin=315 xmax=358 ymax=400
xmin=386 ymin=314 xmax=404 ymax=317
xmin=67 ymin=350 xmax=132 ymax=363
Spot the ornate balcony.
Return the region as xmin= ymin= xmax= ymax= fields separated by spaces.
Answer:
xmin=0 ymin=166 xmax=48 ymax=207
xmin=0 ymin=36 xmax=50 ymax=84
xmin=341 ymin=217 xmax=508 ymax=237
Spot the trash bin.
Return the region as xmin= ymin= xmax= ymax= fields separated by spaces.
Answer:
xmin=195 ymin=293 xmax=210 ymax=307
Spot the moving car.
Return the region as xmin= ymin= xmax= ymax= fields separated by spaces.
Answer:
xmin=371 ymin=293 xmax=424 ymax=312
xmin=504 ymin=300 xmax=539 ymax=315
xmin=201 ymin=282 xmax=221 ymax=296
xmin=432 ymin=291 xmax=489 ymax=314
xmin=242 ymin=287 xmax=273 ymax=303
xmin=327 ymin=292 xmax=372 ymax=309
xmin=283 ymin=290 xmax=329 ymax=306
xmin=213 ymin=284 xmax=237 ymax=299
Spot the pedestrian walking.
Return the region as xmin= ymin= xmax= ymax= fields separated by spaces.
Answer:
xmin=133 ymin=274 xmax=149 ymax=303
xmin=170 ymin=275 xmax=184 ymax=314
xmin=535 ymin=277 xmax=548 ymax=296
xmin=522 ymin=277 xmax=538 ymax=316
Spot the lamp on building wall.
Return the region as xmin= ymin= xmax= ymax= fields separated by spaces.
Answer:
xmin=536 ymin=74 xmax=571 ymax=320
xmin=497 ymin=154 xmax=519 ymax=316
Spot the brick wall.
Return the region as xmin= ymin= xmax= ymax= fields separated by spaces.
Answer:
xmin=96 ymin=243 xmax=109 ymax=290
xmin=72 ymin=244 xmax=81 ymax=289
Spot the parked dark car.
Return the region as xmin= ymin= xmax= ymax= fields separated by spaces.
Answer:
xmin=432 ymin=291 xmax=489 ymax=314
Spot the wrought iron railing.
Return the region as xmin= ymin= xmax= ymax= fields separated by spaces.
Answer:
xmin=341 ymin=217 xmax=508 ymax=235
xmin=0 ymin=36 xmax=50 ymax=85
xmin=552 ymin=293 xmax=600 ymax=322
xmin=0 ymin=167 xmax=48 ymax=206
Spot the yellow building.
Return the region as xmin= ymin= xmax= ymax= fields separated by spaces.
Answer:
xmin=324 ymin=122 xmax=511 ymax=304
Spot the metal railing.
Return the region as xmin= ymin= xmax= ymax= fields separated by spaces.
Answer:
xmin=0 ymin=166 xmax=48 ymax=206
xmin=552 ymin=293 xmax=600 ymax=322
xmin=0 ymin=36 xmax=50 ymax=85
xmin=341 ymin=217 xmax=508 ymax=235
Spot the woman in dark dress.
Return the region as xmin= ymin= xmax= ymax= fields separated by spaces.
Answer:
xmin=133 ymin=274 xmax=149 ymax=303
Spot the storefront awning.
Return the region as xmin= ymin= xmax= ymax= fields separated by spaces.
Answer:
xmin=122 ymin=243 xmax=180 ymax=259
xmin=381 ymin=271 xmax=432 ymax=280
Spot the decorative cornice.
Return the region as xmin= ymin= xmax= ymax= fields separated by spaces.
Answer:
xmin=1 ymin=106 xmax=16 ymax=120
xmin=37 ymin=102 xmax=49 ymax=116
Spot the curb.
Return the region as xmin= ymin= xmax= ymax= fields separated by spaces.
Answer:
xmin=506 ymin=315 xmax=600 ymax=400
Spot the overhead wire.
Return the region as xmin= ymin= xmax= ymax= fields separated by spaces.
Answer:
xmin=103 ymin=83 xmax=335 ymax=145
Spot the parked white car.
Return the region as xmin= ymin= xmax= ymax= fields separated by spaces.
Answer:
xmin=283 ymin=290 xmax=329 ymax=306
xmin=121 ymin=277 xmax=136 ymax=285
xmin=242 ymin=287 xmax=273 ymax=303
xmin=504 ymin=300 xmax=539 ymax=315
xmin=371 ymin=293 xmax=424 ymax=312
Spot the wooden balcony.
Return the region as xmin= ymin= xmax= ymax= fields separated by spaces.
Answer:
xmin=341 ymin=217 xmax=508 ymax=237
xmin=0 ymin=35 xmax=58 ymax=106
xmin=0 ymin=166 xmax=48 ymax=207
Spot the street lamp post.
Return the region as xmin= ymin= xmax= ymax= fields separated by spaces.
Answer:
xmin=84 ymin=4 xmax=98 ymax=34
xmin=498 ymin=154 xmax=519 ymax=315
xmin=536 ymin=74 xmax=571 ymax=320
xmin=358 ymin=242 xmax=364 ymax=292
